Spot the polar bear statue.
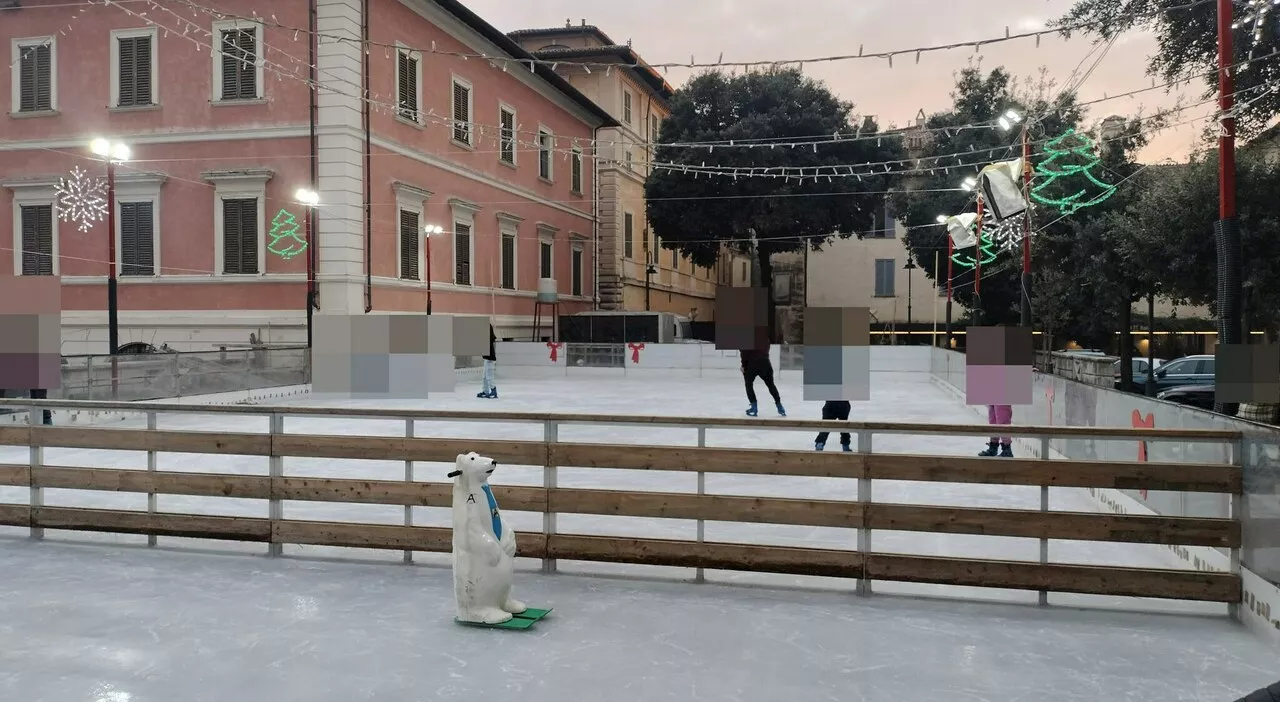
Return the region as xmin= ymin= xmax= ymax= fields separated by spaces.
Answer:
xmin=449 ymin=452 xmax=527 ymax=624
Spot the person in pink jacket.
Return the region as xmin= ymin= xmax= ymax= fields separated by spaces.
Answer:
xmin=979 ymin=404 xmax=1013 ymax=457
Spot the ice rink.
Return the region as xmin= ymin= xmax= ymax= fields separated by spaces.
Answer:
xmin=1 ymin=371 xmax=1276 ymax=701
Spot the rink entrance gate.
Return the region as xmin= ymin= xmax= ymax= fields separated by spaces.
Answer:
xmin=0 ymin=399 xmax=1244 ymax=606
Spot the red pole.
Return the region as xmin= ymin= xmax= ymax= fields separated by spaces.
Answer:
xmin=974 ymin=197 xmax=985 ymax=295
xmin=106 ymin=160 xmax=119 ymax=399
xmin=426 ymin=234 xmax=433 ymax=314
xmin=1020 ymin=127 xmax=1033 ymax=328
xmin=1215 ymin=0 xmax=1243 ymax=356
xmin=305 ymin=206 xmax=314 ymax=349
xmin=947 ymin=235 xmax=953 ymax=303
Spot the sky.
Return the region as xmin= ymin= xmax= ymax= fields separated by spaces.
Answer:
xmin=468 ymin=0 xmax=1214 ymax=163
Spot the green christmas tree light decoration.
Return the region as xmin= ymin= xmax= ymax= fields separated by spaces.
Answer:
xmin=949 ymin=217 xmax=998 ymax=271
xmin=1030 ymin=128 xmax=1117 ymax=216
xmin=267 ymin=208 xmax=308 ymax=260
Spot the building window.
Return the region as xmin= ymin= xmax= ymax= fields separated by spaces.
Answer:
xmin=501 ymin=231 xmax=516 ymax=290
xmin=874 ymin=258 xmax=895 ymax=297
xmin=938 ymin=281 xmax=949 ymax=297
xmin=671 ymin=247 xmax=678 ymax=268
xmin=399 ymin=208 xmax=420 ymax=280
xmin=624 ymin=150 xmax=633 ymax=172
xmin=650 ymin=115 xmax=659 ymax=143
xmin=213 ymin=21 xmax=262 ymax=102
xmin=12 ymin=38 xmax=55 ymax=114
xmin=623 ymin=212 xmax=634 ymax=259
xmin=396 ymin=48 xmax=421 ymax=123
xmin=571 ymin=246 xmax=583 ymax=297
xmin=111 ymin=29 xmax=157 ymax=109
xmin=499 ymin=106 xmax=516 ymax=165
xmin=740 ymin=261 xmax=747 ymax=283
xmin=539 ymin=240 xmax=553 ymax=279
xmin=538 ymin=129 xmax=553 ymax=181
xmin=451 ymin=78 xmax=473 ymax=146
xmin=623 ymin=90 xmax=632 ymax=124
xmin=868 ymin=197 xmax=896 ymax=238
xmin=19 ymin=204 xmax=54 ymax=276
xmin=119 ymin=201 xmax=155 ymax=275
xmin=221 ymin=198 xmax=259 ymax=274
xmin=454 ymin=221 xmax=472 ymax=286
xmin=571 ymin=148 xmax=583 ymax=193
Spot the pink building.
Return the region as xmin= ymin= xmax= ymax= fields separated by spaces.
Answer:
xmin=1 ymin=0 xmax=615 ymax=352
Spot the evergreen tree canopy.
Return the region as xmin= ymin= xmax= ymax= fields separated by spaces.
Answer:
xmin=645 ymin=68 xmax=905 ymax=290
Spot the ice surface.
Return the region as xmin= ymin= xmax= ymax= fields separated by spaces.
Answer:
xmin=0 ymin=372 xmax=1274 ymax=700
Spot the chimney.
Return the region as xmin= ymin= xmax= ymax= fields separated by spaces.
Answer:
xmin=581 ymin=19 xmax=586 ymax=26
xmin=565 ymin=18 xmax=571 ymax=27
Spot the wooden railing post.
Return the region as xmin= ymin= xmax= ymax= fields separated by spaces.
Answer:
xmin=403 ymin=418 xmax=414 ymax=565
xmin=28 ymin=404 xmax=42 ymax=541
xmin=147 ymin=411 xmax=158 ymax=548
xmin=856 ymin=429 xmax=872 ymax=596
xmin=1039 ymin=434 xmax=1051 ymax=606
xmin=695 ymin=425 xmax=706 ymax=584
xmin=542 ymin=419 xmax=558 ymax=574
xmin=267 ymin=413 xmax=284 ymax=557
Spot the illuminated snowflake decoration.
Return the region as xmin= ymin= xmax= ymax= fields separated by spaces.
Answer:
xmin=984 ymin=206 xmax=1026 ymax=255
xmin=55 ymin=166 xmax=109 ymax=233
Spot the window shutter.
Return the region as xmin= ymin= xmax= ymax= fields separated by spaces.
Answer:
xmin=222 ymin=198 xmax=258 ymax=274
xmin=572 ymin=151 xmax=583 ymax=192
xmin=399 ymin=209 xmax=419 ymax=279
xmin=575 ymin=251 xmax=583 ymax=296
xmin=538 ymin=132 xmax=551 ymax=179
xmin=500 ymin=109 xmax=515 ymax=163
xmin=397 ymin=52 xmax=416 ymax=121
xmin=120 ymin=202 xmax=154 ymax=275
xmin=452 ymin=83 xmax=470 ymax=143
xmin=21 ymin=205 xmax=53 ymax=276
xmin=239 ymin=198 xmax=258 ymax=273
xmin=454 ymin=223 xmax=471 ymax=285
xmin=501 ymin=234 xmax=515 ymax=289
xmin=134 ymin=36 xmax=152 ymax=105
xmin=623 ymin=213 xmax=633 ymax=258
xmin=221 ymin=29 xmax=256 ymax=100
xmin=540 ymin=241 xmax=552 ymax=279
xmin=19 ymin=44 xmax=52 ymax=112
xmin=236 ymin=30 xmax=257 ymax=98
xmin=118 ymin=37 xmax=136 ymax=106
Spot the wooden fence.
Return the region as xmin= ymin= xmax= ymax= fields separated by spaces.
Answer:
xmin=0 ymin=399 xmax=1246 ymax=606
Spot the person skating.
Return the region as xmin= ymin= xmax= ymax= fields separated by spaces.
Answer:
xmin=814 ymin=400 xmax=851 ymax=451
xmin=979 ymin=404 xmax=1013 ymax=457
xmin=477 ymin=326 xmax=498 ymax=399
xmin=740 ymin=343 xmax=784 ymax=417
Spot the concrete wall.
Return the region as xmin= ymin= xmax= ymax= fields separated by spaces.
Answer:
xmin=930 ymin=346 xmax=1280 ymax=647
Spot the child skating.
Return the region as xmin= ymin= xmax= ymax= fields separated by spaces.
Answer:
xmin=740 ymin=343 xmax=784 ymax=417
xmin=979 ymin=404 xmax=1013 ymax=457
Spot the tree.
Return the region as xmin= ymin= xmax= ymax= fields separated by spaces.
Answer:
xmin=891 ymin=66 xmax=1084 ymax=325
xmin=645 ymin=68 xmax=905 ymax=334
xmin=1055 ymin=0 xmax=1279 ymax=138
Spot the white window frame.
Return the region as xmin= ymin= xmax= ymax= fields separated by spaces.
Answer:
xmin=570 ymin=241 xmax=585 ymax=297
xmin=113 ymin=174 xmax=165 ymax=277
xmin=537 ymin=224 xmax=557 ymax=280
xmin=623 ymin=89 xmax=633 ymax=124
xmin=205 ymin=170 xmax=272 ymax=276
xmin=210 ymin=19 xmax=265 ymax=103
xmin=450 ymin=75 xmax=474 ymax=148
xmin=6 ymin=180 xmax=60 ymax=276
xmin=395 ymin=43 xmax=423 ymax=126
xmin=496 ymin=211 xmax=523 ymax=291
xmin=498 ymin=103 xmax=517 ymax=166
xmin=10 ymin=36 xmax=57 ymax=114
xmin=109 ymin=27 xmax=159 ymax=109
xmin=449 ymin=198 xmax=480 ymax=286
xmin=537 ymin=126 xmax=554 ymax=182
xmin=394 ymin=182 xmax=431 ymax=281
xmin=624 ymin=149 xmax=633 ymax=172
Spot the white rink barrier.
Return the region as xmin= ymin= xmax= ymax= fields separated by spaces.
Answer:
xmin=495 ymin=342 xmax=934 ymax=380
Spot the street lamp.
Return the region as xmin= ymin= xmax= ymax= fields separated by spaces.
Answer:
xmin=423 ymin=224 xmax=444 ymax=313
xmin=937 ymin=214 xmax=953 ymax=349
xmin=89 ymin=138 xmax=131 ymax=357
xmin=295 ymin=188 xmax=319 ymax=348
xmin=903 ymin=259 xmax=917 ymax=345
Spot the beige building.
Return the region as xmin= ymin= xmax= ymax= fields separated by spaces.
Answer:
xmin=509 ymin=22 xmax=745 ymax=320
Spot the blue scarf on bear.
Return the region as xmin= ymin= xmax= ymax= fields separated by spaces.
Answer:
xmin=480 ymin=484 xmax=501 ymax=538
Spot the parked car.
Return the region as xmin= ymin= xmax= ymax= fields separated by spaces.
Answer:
xmin=1113 ymin=357 xmax=1166 ymax=393
xmin=1152 ymin=354 xmax=1216 ymax=393
xmin=1156 ymin=384 xmax=1216 ymax=411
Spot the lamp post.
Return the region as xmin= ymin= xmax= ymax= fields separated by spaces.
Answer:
xmin=903 ymin=258 xmax=917 ymax=345
xmin=1215 ymin=0 xmax=1243 ymax=415
xmin=295 ymin=188 xmax=320 ymax=348
xmin=423 ymin=224 xmax=443 ymax=314
xmin=998 ymin=109 xmax=1032 ymax=329
xmin=938 ymin=215 xmax=953 ymax=349
xmin=89 ymin=138 xmax=131 ymax=356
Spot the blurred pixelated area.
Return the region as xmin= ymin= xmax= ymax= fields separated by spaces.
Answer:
xmin=0 ymin=277 xmax=62 ymax=391
xmin=965 ymin=326 xmax=1033 ymax=406
xmin=802 ymin=306 xmax=871 ymax=401
xmin=714 ymin=286 xmax=769 ymax=351
xmin=1216 ymin=344 xmax=1280 ymax=404
xmin=312 ymin=314 xmax=489 ymax=399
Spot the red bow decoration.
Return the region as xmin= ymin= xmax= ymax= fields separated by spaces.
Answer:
xmin=547 ymin=342 xmax=563 ymax=362
xmin=627 ymin=342 xmax=645 ymax=364
xmin=1132 ymin=409 xmax=1156 ymax=499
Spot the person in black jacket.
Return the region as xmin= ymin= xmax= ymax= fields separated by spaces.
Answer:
xmin=814 ymin=400 xmax=851 ymax=451
xmin=740 ymin=344 xmax=784 ymax=417
xmin=477 ymin=326 xmax=498 ymax=399
xmin=1236 ymin=680 xmax=1280 ymax=702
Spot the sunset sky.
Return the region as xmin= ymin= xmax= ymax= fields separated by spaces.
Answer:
xmin=470 ymin=0 xmax=1217 ymax=163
